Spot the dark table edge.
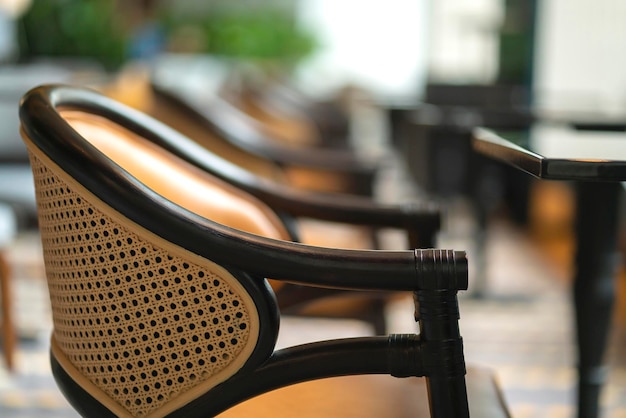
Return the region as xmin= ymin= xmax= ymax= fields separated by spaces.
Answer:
xmin=471 ymin=127 xmax=626 ymax=182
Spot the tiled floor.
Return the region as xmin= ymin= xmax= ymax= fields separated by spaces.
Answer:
xmin=459 ymin=224 xmax=626 ymax=418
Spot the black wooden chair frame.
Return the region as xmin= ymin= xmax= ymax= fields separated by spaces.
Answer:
xmin=21 ymin=85 xmax=470 ymax=417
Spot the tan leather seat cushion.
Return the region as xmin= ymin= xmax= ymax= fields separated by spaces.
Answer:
xmin=61 ymin=110 xmax=291 ymax=242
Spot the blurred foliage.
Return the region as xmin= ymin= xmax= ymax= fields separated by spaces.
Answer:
xmin=163 ymin=8 xmax=318 ymax=65
xmin=17 ymin=0 xmax=127 ymax=69
xmin=16 ymin=1 xmax=317 ymax=70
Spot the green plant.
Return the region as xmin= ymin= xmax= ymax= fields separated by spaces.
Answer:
xmin=164 ymin=8 xmax=317 ymax=65
xmin=18 ymin=0 xmax=127 ymax=69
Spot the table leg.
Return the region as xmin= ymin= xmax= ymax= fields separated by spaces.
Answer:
xmin=573 ymin=181 xmax=623 ymax=418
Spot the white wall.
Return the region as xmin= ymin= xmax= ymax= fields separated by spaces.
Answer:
xmin=427 ymin=0 xmax=503 ymax=84
xmin=294 ymin=0 xmax=430 ymax=101
xmin=533 ymin=0 xmax=626 ymax=114
xmin=293 ymin=0 xmax=626 ymax=113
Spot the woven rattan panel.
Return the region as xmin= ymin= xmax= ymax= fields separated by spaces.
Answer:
xmin=29 ymin=152 xmax=257 ymax=417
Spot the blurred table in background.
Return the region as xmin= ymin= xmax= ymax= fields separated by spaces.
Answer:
xmin=472 ymin=123 xmax=626 ymax=418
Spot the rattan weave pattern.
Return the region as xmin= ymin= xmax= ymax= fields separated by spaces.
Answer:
xmin=29 ymin=152 xmax=257 ymax=416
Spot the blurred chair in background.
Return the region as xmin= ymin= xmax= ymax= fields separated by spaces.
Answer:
xmin=389 ymin=83 xmax=535 ymax=297
xmin=102 ymin=76 xmax=441 ymax=334
xmin=104 ymin=69 xmax=380 ymax=198
xmin=218 ymin=71 xmax=353 ymax=150
xmin=392 ymin=83 xmax=534 ymax=225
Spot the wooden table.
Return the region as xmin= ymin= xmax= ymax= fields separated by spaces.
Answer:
xmin=472 ymin=123 xmax=626 ymax=418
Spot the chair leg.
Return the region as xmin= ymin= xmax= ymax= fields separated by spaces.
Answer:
xmin=415 ymin=289 xmax=469 ymax=418
xmin=0 ymin=251 xmax=15 ymax=371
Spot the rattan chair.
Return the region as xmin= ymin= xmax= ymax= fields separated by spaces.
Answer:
xmin=20 ymin=84 xmax=509 ymax=417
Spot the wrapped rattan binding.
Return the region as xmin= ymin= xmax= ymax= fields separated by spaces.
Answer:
xmin=28 ymin=149 xmax=260 ymax=417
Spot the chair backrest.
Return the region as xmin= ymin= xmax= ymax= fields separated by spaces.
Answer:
xmin=236 ymin=79 xmax=352 ymax=147
xmin=20 ymin=84 xmax=470 ymax=418
xmin=21 ymin=86 xmax=289 ymax=417
xmin=222 ymin=85 xmax=321 ymax=148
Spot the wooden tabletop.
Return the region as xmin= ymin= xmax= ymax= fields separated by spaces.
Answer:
xmin=472 ymin=123 xmax=626 ymax=181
